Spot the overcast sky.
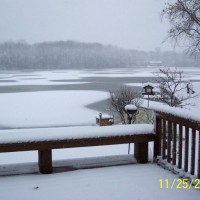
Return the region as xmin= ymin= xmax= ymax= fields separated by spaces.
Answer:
xmin=0 ymin=0 xmax=174 ymax=51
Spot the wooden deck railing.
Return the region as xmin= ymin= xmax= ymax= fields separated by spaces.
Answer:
xmin=154 ymin=111 xmax=200 ymax=179
xmin=0 ymin=124 xmax=155 ymax=174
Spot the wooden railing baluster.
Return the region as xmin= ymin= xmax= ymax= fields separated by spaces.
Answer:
xmin=172 ymin=122 xmax=177 ymax=165
xmin=162 ymin=119 xmax=166 ymax=159
xmin=178 ymin=125 xmax=183 ymax=169
xmin=158 ymin=118 xmax=162 ymax=156
xmin=184 ymin=127 xmax=189 ymax=172
xmin=190 ymin=129 xmax=196 ymax=175
xmin=167 ymin=121 xmax=172 ymax=163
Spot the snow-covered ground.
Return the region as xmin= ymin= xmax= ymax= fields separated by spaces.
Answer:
xmin=0 ymin=67 xmax=200 ymax=200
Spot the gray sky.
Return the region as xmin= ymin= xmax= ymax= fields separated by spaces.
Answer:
xmin=0 ymin=0 xmax=173 ymax=51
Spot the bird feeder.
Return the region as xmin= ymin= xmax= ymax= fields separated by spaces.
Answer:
xmin=142 ymin=83 xmax=155 ymax=95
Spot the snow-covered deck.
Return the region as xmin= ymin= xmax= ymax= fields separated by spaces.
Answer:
xmin=0 ymin=161 xmax=199 ymax=200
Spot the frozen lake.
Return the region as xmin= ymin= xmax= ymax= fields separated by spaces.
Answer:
xmin=0 ymin=67 xmax=200 ymax=128
xmin=0 ymin=68 xmax=156 ymax=128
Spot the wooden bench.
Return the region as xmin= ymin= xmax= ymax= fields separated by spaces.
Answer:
xmin=0 ymin=124 xmax=155 ymax=174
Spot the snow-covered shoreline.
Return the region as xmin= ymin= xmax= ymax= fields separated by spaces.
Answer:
xmin=0 ymin=90 xmax=109 ymax=129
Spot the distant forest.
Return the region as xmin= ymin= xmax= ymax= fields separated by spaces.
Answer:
xmin=0 ymin=40 xmax=199 ymax=70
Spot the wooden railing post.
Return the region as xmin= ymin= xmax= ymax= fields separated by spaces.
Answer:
xmin=154 ymin=114 xmax=161 ymax=159
xmin=134 ymin=142 xmax=148 ymax=163
xmin=38 ymin=149 xmax=52 ymax=174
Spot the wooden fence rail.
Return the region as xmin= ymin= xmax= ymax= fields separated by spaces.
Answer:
xmin=0 ymin=124 xmax=155 ymax=174
xmin=154 ymin=111 xmax=200 ymax=179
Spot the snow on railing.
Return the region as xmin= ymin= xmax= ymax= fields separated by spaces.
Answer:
xmin=141 ymin=100 xmax=200 ymax=123
xmin=0 ymin=124 xmax=154 ymax=144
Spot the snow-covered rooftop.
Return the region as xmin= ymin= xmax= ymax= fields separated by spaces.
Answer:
xmin=96 ymin=113 xmax=113 ymax=119
xmin=142 ymin=82 xmax=155 ymax=88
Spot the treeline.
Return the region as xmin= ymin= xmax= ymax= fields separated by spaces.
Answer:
xmin=0 ymin=40 xmax=199 ymax=70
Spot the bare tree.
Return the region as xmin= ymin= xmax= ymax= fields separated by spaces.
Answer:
xmin=155 ymin=67 xmax=197 ymax=107
xmin=109 ymin=86 xmax=142 ymax=124
xmin=162 ymin=0 xmax=200 ymax=54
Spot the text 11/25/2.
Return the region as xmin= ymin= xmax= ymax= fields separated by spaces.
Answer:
xmin=159 ymin=179 xmax=200 ymax=189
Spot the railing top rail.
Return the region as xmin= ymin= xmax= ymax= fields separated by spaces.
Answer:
xmin=140 ymin=103 xmax=200 ymax=127
xmin=156 ymin=111 xmax=200 ymax=130
xmin=0 ymin=124 xmax=154 ymax=145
